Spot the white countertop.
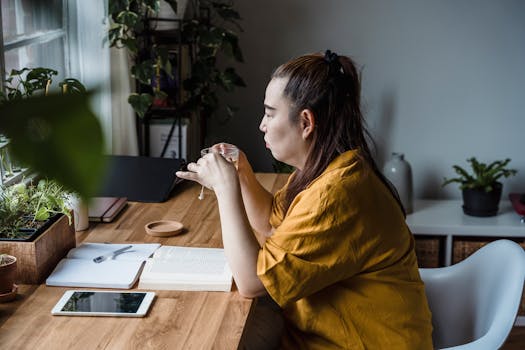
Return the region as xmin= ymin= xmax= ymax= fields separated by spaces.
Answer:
xmin=406 ymin=199 xmax=525 ymax=237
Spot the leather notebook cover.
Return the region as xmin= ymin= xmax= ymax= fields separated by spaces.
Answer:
xmin=96 ymin=155 xmax=185 ymax=202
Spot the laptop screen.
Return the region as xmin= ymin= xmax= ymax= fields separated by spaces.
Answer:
xmin=96 ymin=155 xmax=186 ymax=202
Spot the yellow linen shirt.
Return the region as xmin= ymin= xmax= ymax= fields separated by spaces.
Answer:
xmin=257 ymin=150 xmax=433 ymax=349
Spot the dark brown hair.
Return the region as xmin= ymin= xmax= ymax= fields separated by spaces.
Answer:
xmin=272 ymin=52 xmax=405 ymax=215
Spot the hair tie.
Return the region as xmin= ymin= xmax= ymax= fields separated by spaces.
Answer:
xmin=324 ymin=49 xmax=343 ymax=75
xmin=324 ymin=50 xmax=338 ymax=64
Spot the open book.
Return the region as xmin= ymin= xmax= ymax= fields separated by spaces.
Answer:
xmin=138 ymin=246 xmax=233 ymax=292
xmin=46 ymin=243 xmax=161 ymax=289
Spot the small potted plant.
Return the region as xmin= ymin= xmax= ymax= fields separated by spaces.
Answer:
xmin=443 ymin=157 xmax=518 ymax=217
xmin=0 ymin=178 xmax=76 ymax=284
xmin=0 ymin=179 xmax=72 ymax=241
xmin=0 ymin=253 xmax=17 ymax=302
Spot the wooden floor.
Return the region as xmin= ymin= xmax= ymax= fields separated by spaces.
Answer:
xmin=502 ymin=327 xmax=525 ymax=349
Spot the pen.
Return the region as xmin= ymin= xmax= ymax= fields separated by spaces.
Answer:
xmin=93 ymin=245 xmax=133 ymax=263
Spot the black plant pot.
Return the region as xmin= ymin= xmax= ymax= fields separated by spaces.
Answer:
xmin=0 ymin=213 xmax=62 ymax=242
xmin=462 ymin=182 xmax=502 ymax=217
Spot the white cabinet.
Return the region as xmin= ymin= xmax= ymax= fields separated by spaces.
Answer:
xmin=407 ymin=199 xmax=525 ymax=267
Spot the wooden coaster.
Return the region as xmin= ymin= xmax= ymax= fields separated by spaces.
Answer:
xmin=145 ymin=220 xmax=184 ymax=237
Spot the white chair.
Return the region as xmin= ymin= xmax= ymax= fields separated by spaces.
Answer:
xmin=419 ymin=239 xmax=525 ymax=349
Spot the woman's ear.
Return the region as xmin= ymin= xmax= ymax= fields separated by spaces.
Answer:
xmin=299 ymin=109 xmax=315 ymax=139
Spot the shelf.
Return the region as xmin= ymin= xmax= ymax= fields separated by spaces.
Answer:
xmin=407 ymin=199 xmax=525 ymax=266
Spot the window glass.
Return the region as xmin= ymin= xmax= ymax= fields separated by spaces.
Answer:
xmin=2 ymin=0 xmax=63 ymax=44
xmin=4 ymin=37 xmax=65 ymax=81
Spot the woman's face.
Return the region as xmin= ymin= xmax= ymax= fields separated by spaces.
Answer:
xmin=259 ymin=77 xmax=310 ymax=170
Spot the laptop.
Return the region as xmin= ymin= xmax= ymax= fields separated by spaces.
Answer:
xmin=96 ymin=155 xmax=186 ymax=202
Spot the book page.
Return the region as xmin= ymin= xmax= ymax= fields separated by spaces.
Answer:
xmin=139 ymin=246 xmax=233 ymax=290
xmin=151 ymin=246 xmax=230 ymax=276
xmin=46 ymin=259 xmax=144 ymax=289
xmin=67 ymin=243 xmax=160 ymax=262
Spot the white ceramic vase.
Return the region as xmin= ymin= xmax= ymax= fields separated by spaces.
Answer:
xmin=383 ymin=152 xmax=413 ymax=214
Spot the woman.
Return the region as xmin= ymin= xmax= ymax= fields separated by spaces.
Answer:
xmin=176 ymin=51 xmax=433 ymax=349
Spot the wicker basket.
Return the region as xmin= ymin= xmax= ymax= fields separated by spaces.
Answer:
xmin=453 ymin=237 xmax=525 ymax=316
xmin=414 ymin=235 xmax=443 ymax=268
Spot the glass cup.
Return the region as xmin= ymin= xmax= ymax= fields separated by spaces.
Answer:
xmin=198 ymin=144 xmax=239 ymax=200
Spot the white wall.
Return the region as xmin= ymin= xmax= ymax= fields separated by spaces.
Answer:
xmin=209 ymin=0 xmax=525 ymax=199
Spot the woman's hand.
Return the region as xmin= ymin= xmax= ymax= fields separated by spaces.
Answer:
xmin=176 ymin=144 xmax=240 ymax=196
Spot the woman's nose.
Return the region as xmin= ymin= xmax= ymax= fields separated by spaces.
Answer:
xmin=259 ymin=115 xmax=266 ymax=132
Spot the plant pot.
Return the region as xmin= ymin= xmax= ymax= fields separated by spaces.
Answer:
xmin=0 ymin=214 xmax=75 ymax=284
xmin=462 ymin=182 xmax=502 ymax=217
xmin=0 ymin=213 xmax=62 ymax=242
xmin=0 ymin=254 xmax=17 ymax=299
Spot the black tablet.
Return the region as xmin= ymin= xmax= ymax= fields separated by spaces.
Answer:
xmin=51 ymin=290 xmax=155 ymax=317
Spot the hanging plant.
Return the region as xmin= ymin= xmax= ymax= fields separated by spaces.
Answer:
xmin=107 ymin=0 xmax=245 ymax=119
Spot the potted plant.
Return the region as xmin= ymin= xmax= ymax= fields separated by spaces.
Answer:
xmin=108 ymin=0 xmax=245 ymax=120
xmin=0 ymin=253 xmax=17 ymax=302
xmin=0 ymin=178 xmax=76 ymax=284
xmin=443 ymin=157 xmax=518 ymax=217
xmin=0 ymin=179 xmax=72 ymax=241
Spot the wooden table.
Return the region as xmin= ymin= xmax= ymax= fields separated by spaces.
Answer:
xmin=0 ymin=173 xmax=290 ymax=350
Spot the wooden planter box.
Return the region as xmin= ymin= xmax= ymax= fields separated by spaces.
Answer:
xmin=0 ymin=214 xmax=76 ymax=284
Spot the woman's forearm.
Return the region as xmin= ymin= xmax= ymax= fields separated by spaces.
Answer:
xmin=215 ymin=179 xmax=267 ymax=298
xmin=237 ymin=161 xmax=274 ymax=238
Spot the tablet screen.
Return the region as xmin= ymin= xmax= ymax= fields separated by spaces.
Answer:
xmin=61 ymin=291 xmax=146 ymax=313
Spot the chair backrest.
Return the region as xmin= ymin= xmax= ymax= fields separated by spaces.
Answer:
xmin=419 ymin=239 xmax=525 ymax=349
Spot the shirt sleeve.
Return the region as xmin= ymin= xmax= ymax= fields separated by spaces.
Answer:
xmin=257 ymin=180 xmax=363 ymax=308
xmin=269 ymin=186 xmax=287 ymax=228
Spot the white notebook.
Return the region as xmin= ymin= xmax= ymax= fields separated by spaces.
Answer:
xmin=138 ymin=246 xmax=233 ymax=292
xmin=46 ymin=243 xmax=161 ymax=289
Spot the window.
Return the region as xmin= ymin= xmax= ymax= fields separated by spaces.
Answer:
xmin=0 ymin=0 xmax=112 ymax=155
xmin=1 ymin=0 xmax=69 ymax=83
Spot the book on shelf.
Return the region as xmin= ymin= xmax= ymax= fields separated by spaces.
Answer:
xmin=46 ymin=243 xmax=161 ymax=289
xmin=138 ymin=246 xmax=233 ymax=292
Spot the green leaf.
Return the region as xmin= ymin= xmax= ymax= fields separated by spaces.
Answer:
xmin=199 ymin=28 xmax=223 ymax=48
xmin=143 ymin=0 xmax=160 ymax=12
xmin=121 ymin=38 xmax=138 ymax=53
xmin=131 ymin=60 xmax=155 ymax=84
xmin=116 ymin=10 xmax=139 ymax=27
xmin=0 ymin=93 xmax=107 ymax=199
xmin=443 ymin=157 xmax=517 ymax=190
xmin=154 ymin=90 xmax=168 ymax=100
xmin=222 ymin=31 xmax=244 ymax=62
xmin=34 ymin=207 xmax=50 ymax=221
xmin=223 ymin=67 xmax=246 ymax=87
xmin=128 ymin=93 xmax=153 ymax=117
xmin=59 ymin=78 xmax=87 ymax=94
xmin=108 ymin=0 xmax=130 ymax=15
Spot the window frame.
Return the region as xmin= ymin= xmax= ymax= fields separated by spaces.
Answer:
xmin=0 ymin=0 xmax=72 ymax=85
